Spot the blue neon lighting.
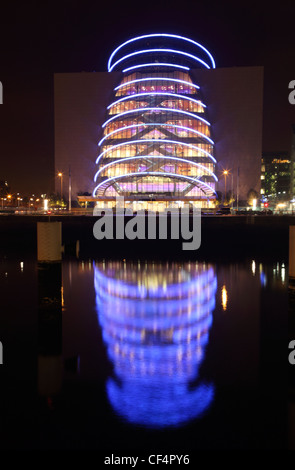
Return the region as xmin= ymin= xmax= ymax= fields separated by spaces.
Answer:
xmin=96 ymin=138 xmax=216 ymax=164
xmin=95 ymin=265 xmax=216 ymax=299
xmin=107 ymin=92 xmax=206 ymax=110
xmin=122 ymin=63 xmax=190 ymax=73
xmin=93 ymin=171 xmax=217 ymax=197
xmin=102 ymin=107 xmax=211 ymax=129
xmin=109 ymin=48 xmax=211 ymax=72
xmin=94 ymin=155 xmax=218 ymax=182
xmin=106 ymin=379 xmax=213 ymax=428
xmin=115 ymin=77 xmax=200 ymax=91
xmin=108 ymin=33 xmax=216 ymax=71
xmin=100 ymin=311 xmax=213 ymax=341
xmin=94 ymin=260 xmax=217 ymax=428
xmin=98 ymin=123 xmax=214 ymax=146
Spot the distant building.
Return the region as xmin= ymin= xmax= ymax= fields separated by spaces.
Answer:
xmin=261 ymin=151 xmax=291 ymax=202
xmin=0 ymin=180 xmax=9 ymax=197
xmin=261 ymin=128 xmax=295 ymax=206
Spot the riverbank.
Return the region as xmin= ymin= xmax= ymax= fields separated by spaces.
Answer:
xmin=0 ymin=214 xmax=293 ymax=261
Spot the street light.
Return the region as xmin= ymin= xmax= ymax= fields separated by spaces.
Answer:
xmin=223 ymin=170 xmax=228 ymax=204
xmin=58 ymin=172 xmax=63 ymax=200
xmin=68 ymin=166 xmax=72 ymax=213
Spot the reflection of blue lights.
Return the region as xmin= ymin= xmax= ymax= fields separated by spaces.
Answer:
xmin=260 ymin=272 xmax=267 ymax=287
xmin=107 ymin=380 xmax=214 ymax=428
xmin=94 ymin=261 xmax=217 ymax=428
xmin=95 ymin=264 xmax=215 ymax=298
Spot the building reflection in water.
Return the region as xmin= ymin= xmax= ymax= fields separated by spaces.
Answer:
xmin=94 ymin=260 xmax=217 ymax=429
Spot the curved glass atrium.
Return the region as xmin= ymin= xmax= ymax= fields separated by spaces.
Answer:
xmin=93 ymin=34 xmax=217 ymax=210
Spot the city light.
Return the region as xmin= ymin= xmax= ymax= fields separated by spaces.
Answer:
xmin=222 ymin=170 xmax=229 ymax=204
xmin=221 ymin=285 xmax=228 ymax=311
xmin=58 ymin=172 xmax=63 ymax=197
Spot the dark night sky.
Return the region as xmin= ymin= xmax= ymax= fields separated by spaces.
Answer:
xmin=0 ymin=0 xmax=295 ymax=195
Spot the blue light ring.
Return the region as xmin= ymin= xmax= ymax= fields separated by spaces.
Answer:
xmin=93 ymin=171 xmax=217 ymax=197
xmin=108 ymin=34 xmax=216 ymax=71
xmin=96 ymin=138 xmax=216 ymax=164
xmin=107 ymin=92 xmax=206 ymax=110
xmin=102 ymin=107 xmax=211 ymax=129
xmin=94 ymin=155 xmax=217 ymax=183
xmin=122 ymin=63 xmax=190 ymax=72
xmin=95 ymin=273 xmax=216 ymax=302
xmin=115 ymin=77 xmax=200 ymax=92
xmin=109 ymin=48 xmax=211 ymax=72
xmin=99 ymin=123 xmax=214 ymax=146
xmin=99 ymin=316 xmax=212 ymax=346
xmin=94 ymin=267 xmax=216 ymax=298
xmin=97 ymin=295 xmax=215 ymax=324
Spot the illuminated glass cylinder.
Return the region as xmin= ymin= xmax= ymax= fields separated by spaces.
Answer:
xmin=93 ymin=34 xmax=217 ymax=208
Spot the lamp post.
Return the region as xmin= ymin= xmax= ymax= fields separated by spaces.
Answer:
xmin=223 ymin=170 xmax=228 ymax=204
xmin=58 ymin=172 xmax=63 ymax=201
xmin=231 ymin=171 xmax=234 ymax=210
xmin=68 ymin=166 xmax=71 ymax=213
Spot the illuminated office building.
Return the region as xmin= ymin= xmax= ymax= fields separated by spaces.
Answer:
xmin=261 ymin=151 xmax=292 ymax=203
xmin=93 ymin=34 xmax=217 ymax=210
xmin=54 ymin=34 xmax=263 ymax=205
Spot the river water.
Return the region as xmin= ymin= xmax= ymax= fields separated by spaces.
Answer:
xmin=0 ymin=253 xmax=289 ymax=450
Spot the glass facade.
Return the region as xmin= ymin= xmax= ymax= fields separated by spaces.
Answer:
xmin=261 ymin=152 xmax=292 ymax=202
xmin=93 ymin=34 xmax=217 ymax=210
